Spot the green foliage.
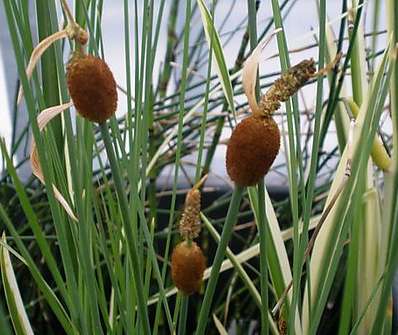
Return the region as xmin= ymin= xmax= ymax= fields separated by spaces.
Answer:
xmin=0 ymin=0 xmax=396 ymax=334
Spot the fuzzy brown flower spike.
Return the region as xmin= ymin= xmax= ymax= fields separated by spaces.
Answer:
xmin=171 ymin=176 xmax=207 ymax=295
xmin=67 ymin=53 xmax=118 ymax=123
xmin=171 ymin=241 xmax=206 ymax=295
xmin=226 ymin=33 xmax=318 ymax=187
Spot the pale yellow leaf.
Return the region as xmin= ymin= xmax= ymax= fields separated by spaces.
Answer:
xmin=242 ymin=29 xmax=281 ymax=114
xmin=30 ymin=102 xmax=77 ymax=221
xmin=18 ymin=29 xmax=69 ymax=105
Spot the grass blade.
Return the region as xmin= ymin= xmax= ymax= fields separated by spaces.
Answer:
xmin=197 ymin=0 xmax=236 ymax=118
xmin=0 ymin=234 xmax=34 ymax=335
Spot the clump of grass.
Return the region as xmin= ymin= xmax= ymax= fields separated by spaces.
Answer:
xmin=0 ymin=0 xmax=397 ymax=334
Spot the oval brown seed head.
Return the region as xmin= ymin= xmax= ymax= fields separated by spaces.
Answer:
xmin=67 ymin=54 xmax=117 ymax=123
xmin=171 ymin=241 xmax=206 ymax=295
xmin=226 ymin=115 xmax=280 ymax=186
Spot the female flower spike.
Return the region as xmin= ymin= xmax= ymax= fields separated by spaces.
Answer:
xmin=226 ymin=35 xmax=316 ymax=186
xmin=171 ymin=241 xmax=206 ymax=295
xmin=67 ymin=54 xmax=117 ymax=123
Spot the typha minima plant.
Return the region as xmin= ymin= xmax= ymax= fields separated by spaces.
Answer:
xmin=198 ymin=21 xmax=343 ymax=333
xmin=226 ymin=58 xmax=316 ymax=186
xmin=25 ymin=0 xmax=117 ymax=220
xmin=18 ymin=1 xmax=154 ymax=333
xmin=171 ymin=178 xmax=207 ymax=295
xmin=1 ymin=0 xmax=397 ymax=334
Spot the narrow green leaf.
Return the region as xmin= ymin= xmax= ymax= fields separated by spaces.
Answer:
xmin=196 ymin=0 xmax=236 ymax=118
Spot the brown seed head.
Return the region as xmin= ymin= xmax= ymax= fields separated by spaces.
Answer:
xmin=226 ymin=115 xmax=280 ymax=186
xmin=278 ymin=317 xmax=287 ymax=335
xmin=179 ymin=189 xmax=201 ymax=240
xmin=171 ymin=241 xmax=206 ymax=295
xmin=67 ymin=54 xmax=117 ymax=123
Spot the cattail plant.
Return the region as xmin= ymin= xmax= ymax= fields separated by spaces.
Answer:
xmin=171 ymin=179 xmax=206 ymax=295
xmin=1 ymin=0 xmax=396 ymax=334
xmin=226 ymin=58 xmax=316 ymax=186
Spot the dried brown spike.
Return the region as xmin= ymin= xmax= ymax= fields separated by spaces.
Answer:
xmin=258 ymin=59 xmax=316 ymax=116
xmin=67 ymin=54 xmax=117 ymax=123
xmin=171 ymin=241 xmax=206 ymax=295
xmin=226 ymin=115 xmax=280 ymax=186
xmin=179 ymin=189 xmax=201 ymax=240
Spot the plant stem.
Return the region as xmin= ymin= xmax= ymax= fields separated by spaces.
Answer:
xmin=196 ymin=185 xmax=244 ymax=335
xmin=257 ymin=181 xmax=269 ymax=335
xmin=247 ymin=0 xmax=268 ymax=333
xmin=179 ymin=296 xmax=189 ymax=335
xmin=99 ymin=122 xmax=151 ymax=335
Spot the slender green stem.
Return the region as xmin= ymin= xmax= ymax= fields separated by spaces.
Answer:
xmin=157 ymin=0 xmax=180 ymax=99
xmin=99 ymin=122 xmax=151 ymax=335
xmin=178 ymin=296 xmax=189 ymax=335
xmin=195 ymin=0 xmax=214 ymax=182
xmin=318 ymin=0 xmax=364 ymax=157
xmin=299 ymin=0 xmax=327 ymax=327
xmin=269 ymin=2 xmax=302 ymax=330
xmin=257 ymin=181 xmax=269 ymax=335
xmin=196 ymin=186 xmax=244 ymax=335
xmin=370 ymin=2 xmax=398 ymax=331
xmin=247 ymin=0 xmax=268 ymax=333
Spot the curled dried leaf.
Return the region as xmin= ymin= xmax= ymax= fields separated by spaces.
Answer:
xmin=242 ymin=29 xmax=281 ymax=115
xmin=30 ymin=102 xmax=77 ymax=221
xmin=17 ymin=30 xmax=69 ymax=105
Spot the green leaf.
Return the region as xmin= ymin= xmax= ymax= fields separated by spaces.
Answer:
xmin=196 ymin=0 xmax=236 ymax=118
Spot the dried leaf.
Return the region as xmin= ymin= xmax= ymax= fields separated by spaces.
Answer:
xmin=212 ymin=314 xmax=228 ymax=335
xmin=30 ymin=102 xmax=77 ymax=221
xmin=18 ymin=29 xmax=69 ymax=105
xmin=242 ymin=29 xmax=281 ymax=114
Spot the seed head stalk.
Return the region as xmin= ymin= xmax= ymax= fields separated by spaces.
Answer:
xmin=247 ymin=0 xmax=269 ymax=333
xmin=195 ymin=185 xmax=244 ymax=335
